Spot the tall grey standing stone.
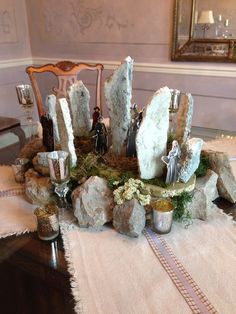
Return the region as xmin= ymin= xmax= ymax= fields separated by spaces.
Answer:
xmin=68 ymin=81 xmax=91 ymax=137
xmin=179 ymin=137 xmax=203 ymax=183
xmin=104 ymin=56 xmax=133 ymax=155
xmin=57 ymin=98 xmax=77 ymax=167
xmin=176 ymin=93 xmax=193 ymax=144
xmin=72 ymin=176 xmax=114 ymax=228
xmin=46 ymin=94 xmax=60 ymax=144
xmin=113 ymin=198 xmax=146 ymax=237
xmin=136 ymin=87 xmax=171 ymax=179
xmin=188 ymin=169 xmax=219 ymax=220
xmin=204 ymin=150 xmax=236 ymax=203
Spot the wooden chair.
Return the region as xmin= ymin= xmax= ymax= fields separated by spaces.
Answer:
xmin=26 ymin=60 xmax=104 ymax=119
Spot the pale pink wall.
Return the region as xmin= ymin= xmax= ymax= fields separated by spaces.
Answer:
xmin=26 ymin=0 xmax=172 ymax=63
xmin=24 ymin=0 xmax=236 ymax=132
xmin=1 ymin=0 xmax=236 ymax=133
xmin=0 ymin=0 xmax=37 ymax=123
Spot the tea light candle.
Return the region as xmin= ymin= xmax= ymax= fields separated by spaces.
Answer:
xmin=34 ymin=204 xmax=59 ymax=241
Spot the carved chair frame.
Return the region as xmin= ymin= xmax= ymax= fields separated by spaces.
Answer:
xmin=26 ymin=61 xmax=104 ymax=118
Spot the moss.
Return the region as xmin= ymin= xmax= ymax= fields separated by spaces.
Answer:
xmin=195 ymin=153 xmax=210 ymax=177
xmin=141 ymin=177 xmax=167 ymax=188
xmin=172 ymin=191 xmax=193 ymax=224
xmin=107 ymin=171 xmax=135 ymax=190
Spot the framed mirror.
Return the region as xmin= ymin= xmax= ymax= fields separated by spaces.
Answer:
xmin=171 ymin=0 xmax=236 ymax=62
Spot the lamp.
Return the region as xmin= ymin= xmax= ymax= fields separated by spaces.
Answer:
xmin=198 ymin=10 xmax=214 ymax=38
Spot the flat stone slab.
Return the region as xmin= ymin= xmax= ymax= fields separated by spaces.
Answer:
xmin=204 ymin=149 xmax=236 ymax=203
xmin=68 ymin=81 xmax=91 ymax=137
xmin=136 ymin=86 xmax=170 ymax=179
xmin=104 ymin=56 xmax=133 ymax=156
xmin=188 ymin=170 xmax=219 ymax=220
xmin=144 ymin=174 xmax=196 ymax=198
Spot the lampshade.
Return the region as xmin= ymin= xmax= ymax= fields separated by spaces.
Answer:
xmin=198 ymin=10 xmax=215 ymax=24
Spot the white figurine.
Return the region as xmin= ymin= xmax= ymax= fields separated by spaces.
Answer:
xmin=161 ymin=140 xmax=181 ymax=184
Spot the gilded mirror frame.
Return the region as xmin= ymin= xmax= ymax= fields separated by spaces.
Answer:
xmin=171 ymin=0 xmax=236 ymax=62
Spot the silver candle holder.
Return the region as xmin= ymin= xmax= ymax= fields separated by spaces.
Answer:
xmin=47 ymin=151 xmax=70 ymax=208
xmin=152 ymin=199 xmax=175 ymax=234
xmin=34 ymin=204 xmax=59 ymax=241
xmin=16 ymin=84 xmax=35 ymax=139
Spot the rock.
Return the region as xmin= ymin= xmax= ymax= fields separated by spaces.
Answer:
xmin=25 ymin=169 xmax=55 ymax=205
xmin=57 ymin=98 xmax=77 ymax=167
xmin=68 ymin=81 xmax=91 ymax=137
xmin=72 ymin=176 xmax=114 ymax=227
xmin=113 ymin=198 xmax=146 ymax=237
xmin=46 ymin=94 xmax=60 ymax=144
xmin=32 ymin=155 xmax=50 ymax=176
xmin=19 ymin=137 xmax=45 ymax=161
xmin=136 ymin=86 xmax=170 ymax=179
xmin=179 ymin=138 xmax=203 ymax=183
xmin=204 ymin=150 xmax=236 ymax=203
xmin=176 ymin=93 xmax=193 ymax=144
xmin=188 ymin=170 xmax=219 ymax=220
xmin=145 ymin=174 xmax=196 ymax=198
xmin=104 ymin=56 xmax=133 ymax=156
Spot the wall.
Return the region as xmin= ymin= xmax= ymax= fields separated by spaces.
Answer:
xmin=0 ymin=0 xmax=37 ymax=124
xmin=1 ymin=0 xmax=236 ymax=134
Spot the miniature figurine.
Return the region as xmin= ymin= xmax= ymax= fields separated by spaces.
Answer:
xmin=94 ymin=115 xmax=108 ymax=155
xmin=91 ymin=106 xmax=101 ymax=131
xmin=40 ymin=114 xmax=54 ymax=152
xmin=161 ymin=140 xmax=181 ymax=184
xmin=126 ymin=104 xmax=140 ymax=157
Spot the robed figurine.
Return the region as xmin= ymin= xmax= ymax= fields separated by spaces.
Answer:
xmin=161 ymin=140 xmax=181 ymax=184
xmin=94 ymin=116 xmax=108 ymax=155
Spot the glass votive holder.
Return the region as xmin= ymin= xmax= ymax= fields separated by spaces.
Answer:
xmin=34 ymin=204 xmax=59 ymax=241
xmin=12 ymin=158 xmax=31 ymax=183
xmin=152 ymin=199 xmax=175 ymax=234
xmin=47 ymin=151 xmax=70 ymax=184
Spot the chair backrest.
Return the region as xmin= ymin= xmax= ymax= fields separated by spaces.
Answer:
xmin=26 ymin=60 xmax=104 ymax=118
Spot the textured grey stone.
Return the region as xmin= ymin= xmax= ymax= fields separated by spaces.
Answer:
xmin=113 ymin=198 xmax=146 ymax=238
xmin=136 ymin=86 xmax=170 ymax=179
xmin=176 ymin=93 xmax=193 ymax=144
xmin=72 ymin=176 xmax=114 ymax=227
xmin=179 ymin=138 xmax=203 ymax=183
xmin=205 ymin=150 xmax=236 ymax=203
xmin=68 ymin=81 xmax=91 ymax=137
xmin=57 ymin=98 xmax=77 ymax=167
xmin=25 ymin=169 xmax=55 ymax=205
xmin=188 ymin=170 xmax=219 ymax=220
xmin=46 ymin=94 xmax=60 ymax=144
xmin=104 ymin=56 xmax=133 ymax=155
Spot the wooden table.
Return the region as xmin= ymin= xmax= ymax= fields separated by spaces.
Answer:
xmin=0 ymin=198 xmax=234 ymax=314
xmin=0 ymin=232 xmax=75 ymax=314
xmin=0 ymin=116 xmax=25 ymax=148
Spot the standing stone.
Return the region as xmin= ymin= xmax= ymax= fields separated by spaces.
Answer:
xmin=188 ymin=169 xmax=219 ymax=220
xmin=68 ymin=81 xmax=91 ymax=137
xmin=113 ymin=198 xmax=146 ymax=237
xmin=72 ymin=176 xmax=114 ymax=227
xmin=176 ymin=93 xmax=193 ymax=144
xmin=57 ymin=98 xmax=77 ymax=167
xmin=179 ymin=138 xmax=203 ymax=183
xmin=104 ymin=56 xmax=133 ymax=155
xmin=46 ymin=94 xmax=60 ymax=144
xmin=136 ymin=87 xmax=170 ymax=179
xmin=204 ymin=150 xmax=236 ymax=203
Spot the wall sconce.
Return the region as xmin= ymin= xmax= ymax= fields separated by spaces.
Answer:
xmin=198 ymin=10 xmax=215 ymax=38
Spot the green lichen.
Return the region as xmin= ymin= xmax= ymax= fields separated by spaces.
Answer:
xmin=172 ymin=191 xmax=193 ymax=227
xmin=195 ymin=153 xmax=210 ymax=177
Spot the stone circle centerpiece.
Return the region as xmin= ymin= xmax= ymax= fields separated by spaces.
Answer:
xmin=19 ymin=56 xmax=236 ymax=238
